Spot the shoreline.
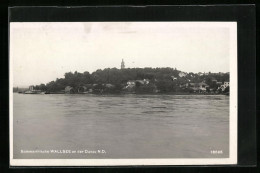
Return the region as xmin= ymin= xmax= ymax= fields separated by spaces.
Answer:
xmin=14 ymin=92 xmax=229 ymax=96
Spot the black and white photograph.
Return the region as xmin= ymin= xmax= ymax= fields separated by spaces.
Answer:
xmin=9 ymin=22 xmax=237 ymax=166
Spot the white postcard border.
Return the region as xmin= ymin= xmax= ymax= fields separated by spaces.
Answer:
xmin=9 ymin=22 xmax=237 ymax=166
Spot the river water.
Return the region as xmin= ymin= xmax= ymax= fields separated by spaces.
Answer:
xmin=13 ymin=93 xmax=229 ymax=159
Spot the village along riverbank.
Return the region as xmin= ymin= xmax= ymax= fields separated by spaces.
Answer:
xmin=13 ymin=67 xmax=230 ymax=96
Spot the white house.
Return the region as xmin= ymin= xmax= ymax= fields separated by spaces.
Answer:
xmin=216 ymin=82 xmax=223 ymax=86
xmin=171 ymin=76 xmax=177 ymax=80
xmin=126 ymin=79 xmax=150 ymax=88
xmin=218 ymin=81 xmax=229 ymax=91
xmin=29 ymin=85 xmax=34 ymax=91
xmin=143 ymin=79 xmax=150 ymax=84
xmin=126 ymin=80 xmax=136 ymax=88
xmin=198 ymin=72 xmax=204 ymax=76
xmin=105 ymin=84 xmax=115 ymax=88
xmin=188 ymin=82 xmax=209 ymax=92
xmin=178 ymin=72 xmax=187 ymax=77
xmin=224 ymin=82 xmax=229 ymax=88
xmin=127 ymin=80 xmax=136 ymax=85
xmin=198 ymin=82 xmax=209 ymax=91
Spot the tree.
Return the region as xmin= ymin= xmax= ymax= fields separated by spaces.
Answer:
xmin=223 ymin=86 xmax=229 ymax=93
xmin=40 ymin=68 xmax=229 ymax=94
xmin=135 ymin=81 xmax=142 ymax=88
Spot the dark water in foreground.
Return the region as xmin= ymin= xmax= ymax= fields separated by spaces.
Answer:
xmin=13 ymin=93 xmax=229 ymax=159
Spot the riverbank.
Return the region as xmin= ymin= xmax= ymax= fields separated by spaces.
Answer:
xmin=14 ymin=91 xmax=229 ymax=96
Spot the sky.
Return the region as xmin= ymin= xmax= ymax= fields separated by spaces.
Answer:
xmin=10 ymin=22 xmax=234 ymax=87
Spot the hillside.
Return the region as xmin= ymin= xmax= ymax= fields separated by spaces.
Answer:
xmin=31 ymin=68 xmax=229 ymax=94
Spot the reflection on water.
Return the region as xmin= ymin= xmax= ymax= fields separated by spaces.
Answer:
xmin=13 ymin=93 xmax=229 ymax=159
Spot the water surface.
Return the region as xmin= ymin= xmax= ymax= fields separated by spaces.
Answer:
xmin=13 ymin=93 xmax=229 ymax=159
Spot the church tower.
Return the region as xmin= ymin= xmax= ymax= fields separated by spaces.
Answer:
xmin=121 ymin=59 xmax=125 ymax=69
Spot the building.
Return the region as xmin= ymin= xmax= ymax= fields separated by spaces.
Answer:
xmin=136 ymin=80 xmax=145 ymax=85
xmin=179 ymin=83 xmax=187 ymax=88
xmin=24 ymin=85 xmax=42 ymax=94
xmin=216 ymin=82 xmax=223 ymax=86
xmin=218 ymin=81 xmax=229 ymax=91
xmin=198 ymin=82 xmax=209 ymax=92
xmin=127 ymin=80 xmax=135 ymax=85
xmin=28 ymin=85 xmax=42 ymax=92
xmin=126 ymin=80 xmax=136 ymax=88
xmin=29 ymin=85 xmax=34 ymax=91
xmin=105 ymin=84 xmax=115 ymax=88
xmin=179 ymin=72 xmax=187 ymax=77
xmin=143 ymin=79 xmax=150 ymax=85
xmin=126 ymin=79 xmax=149 ymax=89
xmin=121 ymin=59 xmax=125 ymax=69
xmin=212 ymin=79 xmax=217 ymax=83
xmin=188 ymin=82 xmax=209 ymax=92
xmin=224 ymin=82 xmax=229 ymax=88
xmin=198 ymin=72 xmax=204 ymax=76
xmin=171 ymin=76 xmax=177 ymax=80
xmin=65 ymin=86 xmax=75 ymax=94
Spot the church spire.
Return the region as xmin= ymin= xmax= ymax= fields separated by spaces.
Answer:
xmin=121 ymin=59 xmax=125 ymax=69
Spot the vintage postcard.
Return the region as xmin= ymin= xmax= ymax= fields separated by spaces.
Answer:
xmin=9 ymin=22 xmax=237 ymax=166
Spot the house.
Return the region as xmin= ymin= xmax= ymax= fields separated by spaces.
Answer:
xmin=218 ymin=81 xmax=229 ymax=91
xmin=171 ymin=76 xmax=177 ymax=80
xmin=179 ymin=72 xmax=187 ymax=77
xmin=188 ymin=83 xmax=198 ymax=91
xmin=105 ymin=84 xmax=115 ymax=88
xmin=212 ymin=79 xmax=217 ymax=83
xmin=179 ymin=83 xmax=187 ymax=88
xmin=224 ymin=82 xmax=229 ymax=88
xmin=29 ymin=85 xmax=34 ymax=91
xmin=188 ymin=82 xmax=209 ymax=92
xmin=198 ymin=82 xmax=209 ymax=92
xmin=189 ymin=83 xmax=195 ymax=87
xmin=135 ymin=79 xmax=150 ymax=85
xmin=127 ymin=80 xmax=135 ymax=86
xmin=28 ymin=85 xmax=41 ymax=92
xmin=126 ymin=79 xmax=149 ymax=89
xmin=126 ymin=81 xmax=135 ymax=88
xmin=65 ymin=86 xmax=75 ymax=94
xmin=216 ymin=82 xmax=223 ymax=86
xmin=136 ymin=80 xmax=145 ymax=85
xmin=143 ymin=79 xmax=150 ymax=84
xmin=82 ymin=84 xmax=94 ymax=93
xmin=24 ymin=85 xmax=42 ymax=94
xmin=126 ymin=80 xmax=136 ymax=89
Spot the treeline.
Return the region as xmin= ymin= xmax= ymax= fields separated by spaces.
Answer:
xmin=34 ymin=68 xmax=229 ymax=93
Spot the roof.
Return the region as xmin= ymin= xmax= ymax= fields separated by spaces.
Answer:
xmin=65 ymin=86 xmax=73 ymax=89
xmin=199 ymin=82 xmax=209 ymax=86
